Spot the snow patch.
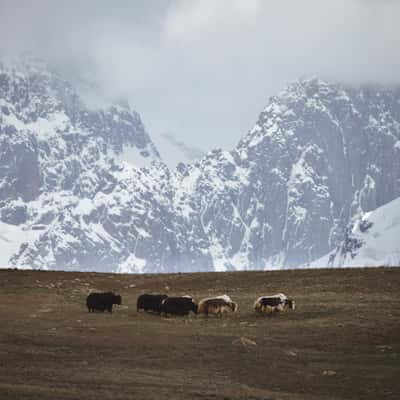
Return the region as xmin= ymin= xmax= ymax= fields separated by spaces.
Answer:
xmin=114 ymin=144 xmax=155 ymax=168
xmin=117 ymin=254 xmax=147 ymax=274
xmin=309 ymin=197 xmax=400 ymax=268
xmin=0 ymin=222 xmax=42 ymax=268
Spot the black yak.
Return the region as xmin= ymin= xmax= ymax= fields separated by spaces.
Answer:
xmin=137 ymin=294 xmax=168 ymax=313
xmin=160 ymin=296 xmax=198 ymax=316
xmin=86 ymin=292 xmax=122 ymax=313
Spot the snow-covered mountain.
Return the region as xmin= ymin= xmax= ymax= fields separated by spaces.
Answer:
xmin=169 ymin=79 xmax=400 ymax=270
xmin=308 ymin=197 xmax=400 ymax=268
xmin=1 ymin=57 xmax=399 ymax=272
xmin=0 ymin=57 xmax=175 ymax=272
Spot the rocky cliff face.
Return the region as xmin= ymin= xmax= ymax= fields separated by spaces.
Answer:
xmin=1 ymin=58 xmax=399 ymax=272
xmin=0 ymin=57 xmax=173 ymax=272
xmin=182 ymin=79 xmax=400 ymax=269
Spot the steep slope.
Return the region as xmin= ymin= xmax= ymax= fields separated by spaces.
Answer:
xmin=309 ymin=197 xmax=400 ymax=268
xmin=0 ymin=57 xmax=159 ymax=205
xmin=0 ymin=57 xmax=179 ymax=272
xmin=172 ymin=79 xmax=400 ymax=269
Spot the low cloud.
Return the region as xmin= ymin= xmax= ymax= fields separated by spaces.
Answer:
xmin=1 ymin=0 xmax=399 ymax=150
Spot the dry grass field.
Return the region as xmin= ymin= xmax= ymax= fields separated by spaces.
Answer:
xmin=0 ymin=267 xmax=399 ymax=400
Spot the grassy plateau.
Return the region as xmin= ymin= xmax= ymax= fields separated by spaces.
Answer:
xmin=0 ymin=267 xmax=399 ymax=400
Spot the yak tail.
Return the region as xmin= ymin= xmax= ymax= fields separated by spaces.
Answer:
xmin=231 ymin=301 xmax=238 ymax=312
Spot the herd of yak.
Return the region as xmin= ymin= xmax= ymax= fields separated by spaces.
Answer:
xmin=86 ymin=292 xmax=296 ymax=316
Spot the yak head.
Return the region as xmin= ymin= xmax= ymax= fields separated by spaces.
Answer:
xmin=229 ymin=301 xmax=238 ymax=312
xmin=287 ymin=299 xmax=295 ymax=310
xmin=191 ymin=301 xmax=198 ymax=314
xmin=113 ymin=294 xmax=122 ymax=305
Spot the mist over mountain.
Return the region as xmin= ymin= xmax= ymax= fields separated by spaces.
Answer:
xmin=1 ymin=1 xmax=399 ymax=153
xmin=1 ymin=57 xmax=399 ymax=272
xmin=154 ymin=132 xmax=206 ymax=169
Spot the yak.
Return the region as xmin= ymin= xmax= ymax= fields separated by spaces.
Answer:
xmin=254 ymin=293 xmax=295 ymax=314
xmin=86 ymin=292 xmax=122 ymax=313
xmin=160 ymin=296 xmax=198 ymax=316
xmin=198 ymin=295 xmax=238 ymax=316
xmin=137 ymin=293 xmax=168 ymax=313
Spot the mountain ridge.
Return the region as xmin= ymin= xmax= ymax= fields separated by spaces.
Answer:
xmin=1 ymin=59 xmax=399 ymax=272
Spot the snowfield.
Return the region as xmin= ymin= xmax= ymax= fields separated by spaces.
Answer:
xmin=309 ymin=197 xmax=400 ymax=268
xmin=0 ymin=222 xmax=41 ymax=268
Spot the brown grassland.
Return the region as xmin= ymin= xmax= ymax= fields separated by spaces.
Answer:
xmin=0 ymin=267 xmax=399 ymax=400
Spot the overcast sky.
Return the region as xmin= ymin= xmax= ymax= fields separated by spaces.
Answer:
xmin=1 ymin=0 xmax=399 ymax=157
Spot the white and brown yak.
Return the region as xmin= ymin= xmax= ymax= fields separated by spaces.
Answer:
xmin=254 ymin=293 xmax=295 ymax=315
xmin=198 ymin=295 xmax=238 ymax=316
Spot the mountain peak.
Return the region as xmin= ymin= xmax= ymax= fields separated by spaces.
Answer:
xmin=1 ymin=64 xmax=399 ymax=273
